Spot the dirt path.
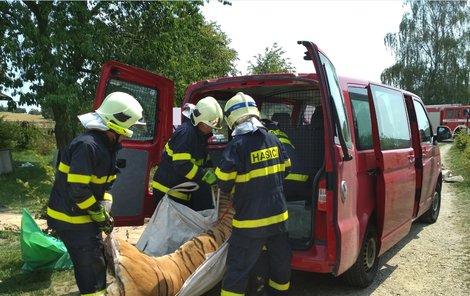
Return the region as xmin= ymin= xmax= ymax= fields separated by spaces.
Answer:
xmin=1 ymin=143 xmax=469 ymax=295
xmin=289 ymin=142 xmax=470 ymax=295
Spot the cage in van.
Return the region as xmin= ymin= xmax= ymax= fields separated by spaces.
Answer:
xmin=96 ymin=40 xmax=442 ymax=288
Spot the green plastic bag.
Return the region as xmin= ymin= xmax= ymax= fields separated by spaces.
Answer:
xmin=20 ymin=208 xmax=73 ymax=272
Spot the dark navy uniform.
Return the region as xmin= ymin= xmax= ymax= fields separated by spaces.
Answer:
xmin=216 ymin=127 xmax=292 ymax=296
xmin=262 ymin=119 xmax=309 ymax=201
xmin=152 ymin=120 xmax=213 ymax=210
xmin=47 ymin=130 xmax=120 ymax=295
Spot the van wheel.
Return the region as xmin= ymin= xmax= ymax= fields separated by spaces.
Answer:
xmin=420 ymin=188 xmax=441 ymax=224
xmin=341 ymin=225 xmax=379 ymax=288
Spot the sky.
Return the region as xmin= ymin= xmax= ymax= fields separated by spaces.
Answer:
xmin=2 ymin=0 xmax=406 ymax=111
xmin=201 ymin=0 xmax=407 ymax=83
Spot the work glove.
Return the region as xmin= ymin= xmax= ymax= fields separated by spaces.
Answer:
xmin=88 ymin=204 xmax=114 ymax=235
xmin=202 ymin=169 xmax=217 ymax=185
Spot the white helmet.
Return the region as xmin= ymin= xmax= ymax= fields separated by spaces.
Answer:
xmin=190 ymin=96 xmax=223 ymax=129
xmin=95 ymin=92 xmax=145 ymax=137
xmin=224 ymin=92 xmax=260 ymax=129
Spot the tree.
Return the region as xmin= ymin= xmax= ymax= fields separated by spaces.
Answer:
xmin=382 ymin=0 xmax=470 ymax=105
xmin=0 ymin=1 xmax=237 ymax=153
xmin=247 ymin=43 xmax=296 ymax=74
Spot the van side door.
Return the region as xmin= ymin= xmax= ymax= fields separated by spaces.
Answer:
xmin=408 ymin=97 xmax=437 ymax=217
xmin=367 ymin=84 xmax=415 ymax=255
xmin=94 ymin=61 xmax=174 ymax=226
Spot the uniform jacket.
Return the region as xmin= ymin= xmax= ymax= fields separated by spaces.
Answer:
xmin=152 ymin=121 xmax=212 ymax=201
xmin=47 ymin=130 xmax=120 ymax=230
xmin=263 ymin=120 xmax=308 ymax=184
xmin=215 ymin=127 xmax=291 ymax=237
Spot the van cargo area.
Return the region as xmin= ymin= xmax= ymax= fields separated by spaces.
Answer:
xmin=185 ymin=75 xmax=325 ymax=250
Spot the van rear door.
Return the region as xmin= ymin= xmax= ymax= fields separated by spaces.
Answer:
xmin=367 ymin=84 xmax=415 ymax=254
xmin=299 ymin=41 xmax=359 ymax=275
xmin=94 ymin=61 xmax=174 ymax=226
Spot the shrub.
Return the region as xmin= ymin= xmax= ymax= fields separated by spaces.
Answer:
xmin=0 ymin=116 xmax=19 ymax=149
xmin=0 ymin=117 xmax=55 ymax=153
xmin=454 ymin=132 xmax=470 ymax=151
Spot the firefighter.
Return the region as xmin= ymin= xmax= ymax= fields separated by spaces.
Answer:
xmin=46 ymin=91 xmax=145 ymax=296
xmin=216 ymin=92 xmax=292 ymax=296
xmin=152 ymin=96 xmax=223 ymax=210
xmin=261 ymin=118 xmax=309 ymax=201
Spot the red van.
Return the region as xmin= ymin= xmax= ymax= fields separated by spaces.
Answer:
xmin=95 ymin=41 xmax=442 ymax=287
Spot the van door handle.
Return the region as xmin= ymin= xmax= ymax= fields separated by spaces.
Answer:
xmin=367 ymin=168 xmax=378 ymax=176
xmin=408 ymin=155 xmax=415 ymax=163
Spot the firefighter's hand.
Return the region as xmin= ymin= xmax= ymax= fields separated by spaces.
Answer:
xmin=202 ymin=169 xmax=217 ymax=185
xmin=88 ymin=205 xmax=114 ymax=235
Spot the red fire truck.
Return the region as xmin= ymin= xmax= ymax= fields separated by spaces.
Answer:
xmin=426 ymin=104 xmax=470 ymax=138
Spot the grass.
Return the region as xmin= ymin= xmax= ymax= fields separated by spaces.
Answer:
xmin=0 ymin=150 xmax=56 ymax=216
xmin=0 ymin=149 xmax=77 ymax=295
xmin=0 ymin=229 xmax=77 ymax=296
xmin=446 ymin=143 xmax=470 ymax=288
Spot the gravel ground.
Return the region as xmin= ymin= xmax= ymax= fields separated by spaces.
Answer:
xmin=1 ymin=143 xmax=468 ymax=295
xmin=289 ymin=142 xmax=470 ymax=295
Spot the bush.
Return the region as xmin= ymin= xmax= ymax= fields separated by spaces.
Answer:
xmin=452 ymin=132 xmax=470 ymax=174
xmin=0 ymin=116 xmax=19 ymax=149
xmin=0 ymin=117 xmax=55 ymax=152
xmin=454 ymin=132 xmax=470 ymax=151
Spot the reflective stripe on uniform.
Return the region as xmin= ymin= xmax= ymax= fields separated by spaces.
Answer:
xmin=81 ymin=288 xmax=107 ymax=296
xmin=47 ymin=207 xmax=93 ymax=224
xmin=235 ymin=163 xmax=286 ymax=183
xmin=165 ymin=143 xmax=201 ymax=179
xmin=68 ymin=173 xmax=91 ymax=184
xmin=103 ymin=192 xmax=113 ymax=201
xmin=278 ymin=137 xmax=294 ymax=148
xmin=220 ymin=289 xmax=244 ymax=296
xmin=185 ymin=164 xmax=198 ymax=179
xmin=268 ymin=279 xmax=290 ymax=291
xmin=76 ymin=195 xmax=97 ymax=210
xmin=215 ymin=167 xmax=237 ymax=181
xmin=285 ymin=173 xmax=309 ymax=182
xmin=151 ymin=181 xmax=191 ymax=201
xmin=59 ymin=162 xmax=116 ymax=185
xmin=232 ymin=211 xmax=288 ymax=229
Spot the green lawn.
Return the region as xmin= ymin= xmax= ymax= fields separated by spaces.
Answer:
xmin=0 ymin=150 xmax=55 ymax=216
xmin=0 ymin=150 xmax=78 ymax=295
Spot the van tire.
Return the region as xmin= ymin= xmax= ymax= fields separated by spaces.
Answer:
xmin=420 ymin=187 xmax=441 ymax=224
xmin=341 ymin=224 xmax=379 ymax=288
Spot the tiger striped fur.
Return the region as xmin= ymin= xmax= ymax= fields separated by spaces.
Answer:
xmin=105 ymin=190 xmax=233 ymax=296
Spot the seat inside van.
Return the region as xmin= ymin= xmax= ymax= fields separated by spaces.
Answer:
xmin=290 ymin=106 xmax=325 ymax=186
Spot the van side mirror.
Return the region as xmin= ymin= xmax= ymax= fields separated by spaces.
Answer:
xmin=436 ymin=126 xmax=452 ymax=142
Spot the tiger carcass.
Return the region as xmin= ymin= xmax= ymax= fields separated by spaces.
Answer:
xmin=105 ymin=191 xmax=233 ymax=296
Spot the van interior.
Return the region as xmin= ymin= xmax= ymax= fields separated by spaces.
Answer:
xmin=188 ymin=77 xmax=324 ymax=250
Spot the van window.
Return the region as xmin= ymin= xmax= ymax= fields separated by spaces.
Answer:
xmin=260 ymin=102 xmax=293 ymax=122
xmin=370 ymin=85 xmax=410 ymax=150
xmin=413 ymin=99 xmax=432 ymax=143
xmin=319 ymin=53 xmax=352 ymax=148
xmin=106 ymin=78 xmax=158 ymax=141
xmin=349 ymin=87 xmax=372 ymax=150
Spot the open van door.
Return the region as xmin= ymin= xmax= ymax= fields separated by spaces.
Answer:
xmin=299 ymin=41 xmax=359 ymax=275
xmin=367 ymin=84 xmax=415 ymax=254
xmin=94 ymin=61 xmax=174 ymax=226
